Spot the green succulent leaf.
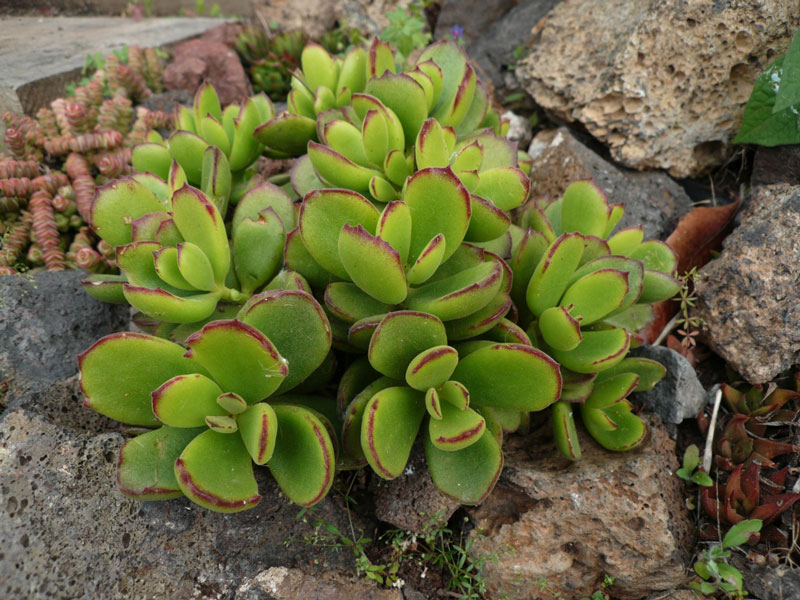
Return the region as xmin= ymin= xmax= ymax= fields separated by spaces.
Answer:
xmin=368 ymin=311 xmax=447 ymax=379
xmin=425 ymin=427 xmax=502 ymax=505
xmin=580 ymin=401 xmax=646 ymax=452
xmin=81 ymin=274 xmax=128 ymax=304
xmin=92 ymin=178 xmax=165 ymax=247
xmin=406 ymin=233 xmax=446 ymax=286
xmin=151 ymin=373 xmax=226 ymax=427
xmin=233 ymin=209 xmax=285 ymax=294
xmin=270 ymin=404 xmax=335 ymax=506
xmin=584 ymin=373 xmax=640 ymax=409
xmin=338 ymin=224 xmax=408 ymax=304
xmin=452 ymin=343 xmax=561 ymax=412
xmin=608 ymin=227 xmax=644 ymax=256
xmin=407 ymin=260 xmax=503 ymax=321
xmin=132 ymin=143 xmax=171 ymax=180
xmin=561 ymin=268 xmax=629 ymax=324
xmin=284 ymin=227 xmax=339 ymax=290
xmin=559 ymin=181 xmax=609 ymax=238
xmin=594 ymin=357 xmax=666 ymax=391
xmin=175 ymin=429 xmax=261 ymax=512
xmin=526 ymin=233 xmax=585 ymax=317
xmin=254 ymin=113 xmax=318 ymax=157
xmin=428 ymin=402 xmax=485 ymax=451
xmin=79 ymin=332 xmax=208 ymax=426
xmin=238 ymin=402 xmax=278 ymax=465
xmin=376 ymin=200 xmax=412 ymax=265
xmin=438 ymin=379 xmax=470 ymax=410
xmin=184 ymin=320 xmax=287 ymax=403
xmin=473 ymin=167 xmax=529 ymax=211
xmin=551 ymin=328 xmax=631 ymax=374
xmin=117 ymin=426 xmax=204 ymax=500
xmin=361 ymin=386 xmax=426 ymax=479
xmin=123 ymin=286 xmax=220 ymax=324
xmin=366 ymin=73 xmax=428 ymax=143
xmin=538 ymin=305 xmax=583 ymax=351
xmin=405 ymin=345 xmax=459 ymax=390
xmin=325 ymin=282 xmax=394 ymax=323
xmin=465 ymin=194 xmax=511 ymax=243
xmin=171 ymin=185 xmax=230 ymax=284
xmin=415 ymin=118 xmax=452 ymax=169
xmin=552 ymin=401 xmax=582 ymax=460
xmin=168 ymin=131 xmax=210 ymax=184
xmin=639 ymin=269 xmax=681 ymax=303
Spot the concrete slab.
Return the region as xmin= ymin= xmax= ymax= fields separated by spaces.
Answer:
xmin=0 ymin=16 xmax=230 ymax=117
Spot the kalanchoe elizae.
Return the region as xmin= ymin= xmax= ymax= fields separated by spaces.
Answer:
xmin=79 ymin=288 xmax=335 ymax=512
xmin=512 ymin=180 xmax=679 ymax=459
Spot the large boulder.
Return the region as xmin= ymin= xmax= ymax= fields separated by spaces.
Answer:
xmin=515 ymin=0 xmax=800 ymax=177
xmin=466 ymin=417 xmax=693 ymax=599
xmin=163 ymin=39 xmax=249 ymax=106
xmin=694 ymin=184 xmax=800 ymax=383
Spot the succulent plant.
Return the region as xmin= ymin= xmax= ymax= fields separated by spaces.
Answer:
xmin=79 ymin=286 xmax=335 ymax=512
xmin=510 ymin=180 xmax=679 ymax=459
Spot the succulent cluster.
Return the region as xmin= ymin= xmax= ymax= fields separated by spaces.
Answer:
xmin=0 ymin=46 xmax=167 ymax=274
xmin=78 ymin=39 xmax=678 ymax=513
xmin=699 ymin=381 xmax=800 ymax=544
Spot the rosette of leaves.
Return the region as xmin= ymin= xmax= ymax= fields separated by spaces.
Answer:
xmin=83 ymin=175 xmax=297 ymax=328
xmin=78 ymin=294 xmax=336 ymax=511
xmin=511 ymin=180 xmax=681 ymax=459
xmin=335 ymin=311 xmax=561 ymax=503
xmin=131 ymin=82 xmax=274 ymax=207
xmin=236 ymin=27 xmax=308 ymax=101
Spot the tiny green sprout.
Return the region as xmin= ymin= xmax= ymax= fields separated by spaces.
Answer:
xmin=676 ymin=444 xmax=714 ymax=487
xmin=691 ymin=520 xmax=762 ymax=598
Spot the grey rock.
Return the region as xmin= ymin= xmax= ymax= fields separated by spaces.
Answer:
xmin=694 ymin=184 xmax=800 ymax=384
xmin=526 ymin=128 xmax=693 ymax=240
xmin=0 ymin=407 xmax=375 ymax=600
xmin=0 ymin=270 xmax=128 ymax=392
xmin=466 ymin=417 xmax=693 ymax=599
xmin=514 ymin=0 xmax=800 ymax=177
xmin=502 ymin=109 xmax=533 ymax=150
xmin=736 ymin=560 xmax=800 ymax=600
xmin=434 ymin=0 xmax=517 ymax=47
xmin=630 ymin=345 xmax=706 ymax=424
xmin=467 ymin=0 xmax=561 ymax=91
xmin=751 ymin=145 xmax=800 ymax=187
xmin=371 ymin=441 xmax=459 ymax=534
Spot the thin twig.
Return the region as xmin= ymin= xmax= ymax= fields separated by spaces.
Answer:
xmin=654 ymin=311 xmax=682 ymax=347
xmin=703 ymin=388 xmax=723 ymax=473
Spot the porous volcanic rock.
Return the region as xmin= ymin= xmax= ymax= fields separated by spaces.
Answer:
xmin=163 ymin=39 xmax=249 ymax=106
xmin=526 ymin=127 xmax=693 ymax=240
xmin=694 ymin=184 xmax=800 ymax=384
xmin=466 ymin=417 xmax=693 ymax=600
xmin=0 ymin=406 xmax=376 ymax=600
xmin=515 ymin=0 xmax=800 ymax=177
xmin=235 ymin=567 xmax=402 ymax=600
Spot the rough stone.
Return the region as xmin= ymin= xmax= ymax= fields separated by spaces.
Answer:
xmin=163 ymin=39 xmax=250 ymax=106
xmin=630 ymin=345 xmax=706 ymax=425
xmin=0 ymin=270 xmax=128 ymax=392
xmin=235 ymin=567 xmax=402 ymax=600
xmin=515 ymin=0 xmax=800 ymax=177
xmin=467 ymin=417 xmax=693 ymax=600
xmin=371 ymin=441 xmax=459 ymax=534
xmin=735 ymin=559 xmax=800 ymax=600
xmin=0 ymin=407 xmax=375 ymax=600
xmin=434 ymin=0 xmax=517 ymax=47
xmin=751 ymin=145 xmax=800 ymax=187
xmin=252 ymin=0 xmax=338 ymax=40
xmin=467 ymin=0 xmax=561 ymax=91
xmin=502 ymin=109 xmax=533 ymax=151
xmin=694 ymin=184 xmax=800 ymax=384
xmin=339 ymin=0 xmax=416 ymax=38
xmin=526 ymin=127 xmax=693 ymax=240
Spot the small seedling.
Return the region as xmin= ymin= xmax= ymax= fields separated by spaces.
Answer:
xmin=676 ymin=444 xmax=714 ymax=487
xmin=691 ymin=519 xmax=762 ymax=598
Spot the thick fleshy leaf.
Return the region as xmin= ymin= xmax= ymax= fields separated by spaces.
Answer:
xmin=428 ymin=403 xmax=485 ymax=451
xmin=155 ymin=218 xmax=184 ymax=247
xmin=376 ymin=201 xmax=412 ymax=264
xmin=366 ymin=73 xmax=428 ymax=143
xmin=404 ymin=167 xmax=471 ymax=264
xmin=361 ymin=386 xmax=426 ymax=479
xmin=581 ymin=401 xmax=647 ymax=452
xmin=290 ymin=154 xmax=325 ymax=197
xmin=341 ymin=376 xmax=395 ymax=468
xmin=639 ymin=270 xmax=681 ymax=303
xmin=323 ymin=119 xmax=371 ymax=166
xmin=233 ymin=209 xmax=285 ymax=294
xmin=415 ymin=118 xmax=451 ymax=169
xmin=452 ymin=343 xmax=561 ymax=411
xmin=405 ymin=345 xmax=459 ymax=390
xmin=538 ymin=305 xmax=582 ymax=351
xmin=269 ymin=404 xmax=335 ymax=506
xmin=444 ymin=291 xmax=512 ymax=340
xmin=167 ymin=303 xmax=241 ymax=344
xmin=465 ymin=194 xmax=511 ymax=243
xmin=347 ymin=314 xmax=384 ymax=350
xmin=509 ymin=228 xmax=549 ymax=310
xmin=552 ymin=401 xmax=582 ymax=460
xmin=284 ymin=227 xmax=338 ymax=290
xmin=484 ymin=318 xmax=532 ymax=345
xmin=406 ymin=233 xmax=446 ymax=286
xmin=584 ymin=373 xmax=640 ymax=409
xmin=199 ymin=115 xmax=230 ymax=155
xmin=361 ymin=109 xmax=389 ymax=167
xmin=425 ymin=427 xmax=502 ymax=505
xmin=79 ymin=332 xmax=207 ymax=426
xmin=91 ymin=178 xmax=165 ymax=246
xmin=299 ymin=188 xmax=380 ymax=280
xmin=232 ymin=182 xmax=296 ymax=236
xmin=151 ymin=373 xmax=225 ymax=426
xmin=368 ymin=311 xmax=447 ymax=380
xmin=238 ymin=402 xmax=278 ymax=465
xmin=551 ymin=328 xmax=631 ymax=374
xmin=473 ymin=167 xmax=529 ymax=211
xmin=171 ymin=185 xmax=229 ymax=283
xmin=265 ymin=270 xmax=312 ymax=294
xmin=123 ymin=286 xmax=220 ymax=324
xmin=338 ymin=224 xmax=407 ymax=304
xmin=175 ymin=430 xmax=261 ymax=512
xmin=325 ymin=282 xmax=393 ymax=323
xmin=630 ymin=240 xmax=677 ymax=274
xmin=608 ymin=227 xmax=644 ymax=256
xmin=384 ymin=148 xmax=410 ymax=186
xmin=238 ymin=290 xmax=332 ymax=394
xmin=205 ymin=414 xmax=238 ymax=433
xmin=526 ymin=233 xmax=585 ymax=317
xmin=217 ymin=392 xmax=247 ymax=415
xmin=406 ymin=261 xmax=502 ymax=321
xmin=253 ymin=113 xmax=317 ymax=157
xmin=559 ymin=180 xmax=609 ymax=237
xmin=308 ymin=141 xmax=380 ymax=193
xmin=131 ymin=211 xmax=171 ymax=243
xmin=81 ymin=274 xmax=127 ymax=304
xmin=561 ymin=268 xmax=629 ymax=324
xmin=168 ymin=131 xmax=209 ymax=183
xmin=132 ymin=143 xmax=171 ymax=180
xmin=176 ymin=242 xmax=215 ymax=291
xmin=438 ymin=380 xmax=470 ymax=410
xmin=579 ymin=236 xmax=611 ymax=267
xmin=337 ymin=357 xmax=380 ymax=416
xmin=569 ymin=255 xmax=644 ymax=315
xmin=117 ymin=426 xmax=203 ymax=500
xmin=594 ymin=357 xmax=666 ymax=391
xmin=184 ymin=320 xmax=287 ymax=403
xmin=425 ymin=387 xmax=442 ymax=418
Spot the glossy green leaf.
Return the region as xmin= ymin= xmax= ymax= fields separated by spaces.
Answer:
xmin=415 ymin=118 xmax=451 ymax=169
xmin=406 ymin=261 xmax=502 ymax=321
xmin=580 ymin=401 xmax=646 ymax=452
xmin=405 ymin=345 xmax=459 ymax=391
xmin=176 ymin=242 xmax=215 ymax=292
xmin=552 ymin=401 xmax=582 ymax=460
xmin=132 ymin=143 xmax=171 ymax=180
xmin=91 ymin=178 xmax=165 ymax=247
xmin=465 ymin=194 xmax=511 ymax=243
xmin=238 ymin=402 xmax=278 ymax=465
xmin=561 ymin=268 xmax=629 ymax=324
xmin=366 ymin=73 xmax=428 ymax=143
xmin=253 ymin=113 xmax=318 ymax=157
xmin=538 ymin=305 xmax=582 ymax=351
xmin=123 ymin=286 xmax=220 ymax=324
xmin=168 ymin=131 xmax=209 ymax=183
xmin=473 ymin=167 xmax=529 ymax=211
xmin=151 ymin=373 xmax=225 ymax=426
xmin=584 ymin=373 xmax=640 ymax=409
xmin=639 ymin=269 xmax=681 ymax=303
xmin=368 ymin=311 xmax=447 ymax=379
xmin=338 ymin=224 xmax=407 ymax=304
xmin=184 ymin=320 xmax=287 ymax=403
xmin=406 ymin=233 xmax=446 ymax=286
xmin=428 ymin=402 xmax=485 ymax=451
xmin=735 ymin=56 xmax=800 ymax=145
xmin=308 ymin=141 xmax=380 ymax=193
xmin=452 ymin=343 xmax=561 ymax=411
xmin=81 ymin=274 xmax=128 ymax=304
xmin=560 ymin=180 xmax=609 ymax=237
xmin=438 ymin=380 xmax=469 ymax=410
xmin=551 ymin=328 xmax=630 ymax=374
xmin=171 ymin=185 xmax=229 ymax=284
xmin=594 ymin=357 xmax=666 ymax=391
xmin=175 ymin=430 xmax=261 ymax=512
xmin=526 ymin=233 xmax=585 ymax=317
xmin=376 ymin=200 xmax=412 ymax=265
xmin=117 ymin=426 xmax=203 ymax=500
